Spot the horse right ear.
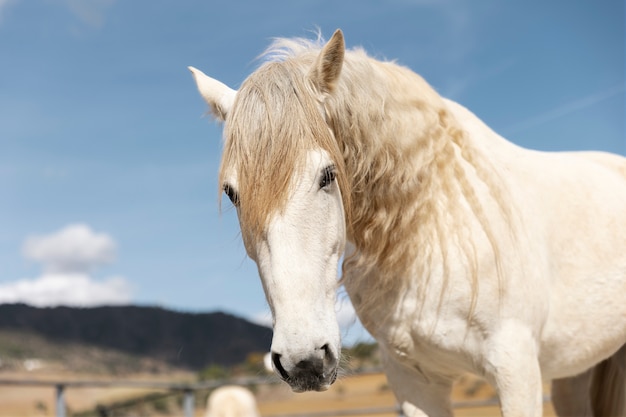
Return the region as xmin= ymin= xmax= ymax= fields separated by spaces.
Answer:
xmin=188 ymin=66 xmax=237 ymax=121
xmin=309 ymin=29 xmax=345 ymax=96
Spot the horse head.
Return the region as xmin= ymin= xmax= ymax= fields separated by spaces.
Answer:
xmin=190 ymin=30 xmax=347 ymax=392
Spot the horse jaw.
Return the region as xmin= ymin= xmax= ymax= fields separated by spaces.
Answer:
xmin=254 ymin=149 xmax=345 ymax=392
xmin=188 ymin=66 xmax=237 ymax=121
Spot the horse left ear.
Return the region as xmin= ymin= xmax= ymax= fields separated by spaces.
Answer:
xmin=309 ymin=29 xmax=345 ymax=95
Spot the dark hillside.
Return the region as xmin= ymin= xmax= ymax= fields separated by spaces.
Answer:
xmin=0 ymin=304 xmax=272 ymax=370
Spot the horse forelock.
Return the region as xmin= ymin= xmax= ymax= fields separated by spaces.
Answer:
xmin=218 ymin=46 xmax=350 ymax=246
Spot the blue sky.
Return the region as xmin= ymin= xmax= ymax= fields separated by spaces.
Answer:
xmin=0 ymin=0 xmax=624 ymax=345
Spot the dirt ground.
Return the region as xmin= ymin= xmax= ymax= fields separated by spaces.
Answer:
xmin=255 ymin=372 xmax=557 ymax=417
xmin=0 ymin=370 xmax=556 ymax=417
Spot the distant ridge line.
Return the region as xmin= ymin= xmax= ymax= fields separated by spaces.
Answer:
xmin=0 ymin=303 xmax=272 ymax=370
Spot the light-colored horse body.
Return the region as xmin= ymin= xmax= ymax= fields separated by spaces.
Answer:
xmin=190 ymin=30 xmax=626 ymax=416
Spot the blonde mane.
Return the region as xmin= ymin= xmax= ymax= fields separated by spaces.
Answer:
xmin=219 ymin=35 xmax=512 ymax=315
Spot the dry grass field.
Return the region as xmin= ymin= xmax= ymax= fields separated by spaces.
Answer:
xmin=256 ymin=372 xmax=557 ymax=417
xmin=0 ymin=370 xmax=556 ymax=417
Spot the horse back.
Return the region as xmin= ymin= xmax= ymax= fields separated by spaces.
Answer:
xmin=579 ymin=150 xmax=626 ymax=181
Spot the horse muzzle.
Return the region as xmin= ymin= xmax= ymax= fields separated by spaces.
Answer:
xmin=271 ymin=344 xmax=339 ymax=392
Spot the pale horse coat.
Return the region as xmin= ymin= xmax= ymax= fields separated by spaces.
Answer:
xmin=205 ymin=386 xmax=261 ymax=417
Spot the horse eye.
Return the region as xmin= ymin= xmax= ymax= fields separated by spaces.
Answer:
xmin=319 ymin=165 xmax=336 ymax=189
xmin=223 ymin=184 xmax=239 ymax=205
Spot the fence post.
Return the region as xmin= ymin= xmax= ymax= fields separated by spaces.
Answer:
xmin=183 ymin=388 xmax=195 ymax=417
xmin=55 ymin=384 xmax=66 ymax=417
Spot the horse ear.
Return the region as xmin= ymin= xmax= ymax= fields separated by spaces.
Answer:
xmin=310 ymin=29 xmax=345 ymax=95
xmin=188 ymin=66 xmax=237 ymax=121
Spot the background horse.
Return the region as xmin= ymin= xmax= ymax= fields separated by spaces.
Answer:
xmin=205 ymin=385 xmax=260 ymax=417
xmin=190 ymin=30 xmax=626 ymax=416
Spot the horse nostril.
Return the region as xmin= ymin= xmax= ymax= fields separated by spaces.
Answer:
xmin=321 ymin=343 xmax=331 ymax=357
xmin=320 ymin=343 xmax=336 ymax=365
xmin=272 ymin=352 xmax=290 ymax=381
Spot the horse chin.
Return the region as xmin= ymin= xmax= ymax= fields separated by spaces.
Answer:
xmin=290 ymin=384 xmax=328 ymax=393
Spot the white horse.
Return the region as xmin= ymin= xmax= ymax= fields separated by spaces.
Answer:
xmin=205 ymin=385 xmax=260 ymax=417
xmin=190 ymin=30 xmax=626 ymax=416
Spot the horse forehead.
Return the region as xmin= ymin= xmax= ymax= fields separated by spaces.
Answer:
xmin=221 ymin=164 xmax=238 ymax=185
xmin=292 ymin=149 xmax=332 ymax=189
xmin=305 ymin=148 xmax=331 ymax=171
xmin=265 ymin=149 xmax=331 ymax=222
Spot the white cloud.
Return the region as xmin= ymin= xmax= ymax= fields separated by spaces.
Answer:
xmin=23 ymin=223 xmax=116 ymax=274
xmin=1 ymin=224 xmax=133 ymax=307
xmin=0 ymin=273 xmax=132 ymax=307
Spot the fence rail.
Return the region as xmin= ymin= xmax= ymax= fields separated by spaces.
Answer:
xmin=0 ymin=375 xmax=280 ymax=417
xmin=0 ymin=374 xmax=549 ymax=417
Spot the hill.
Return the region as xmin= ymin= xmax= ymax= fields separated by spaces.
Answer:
xmin=0 ymin=304 xmax=272 ymax=371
